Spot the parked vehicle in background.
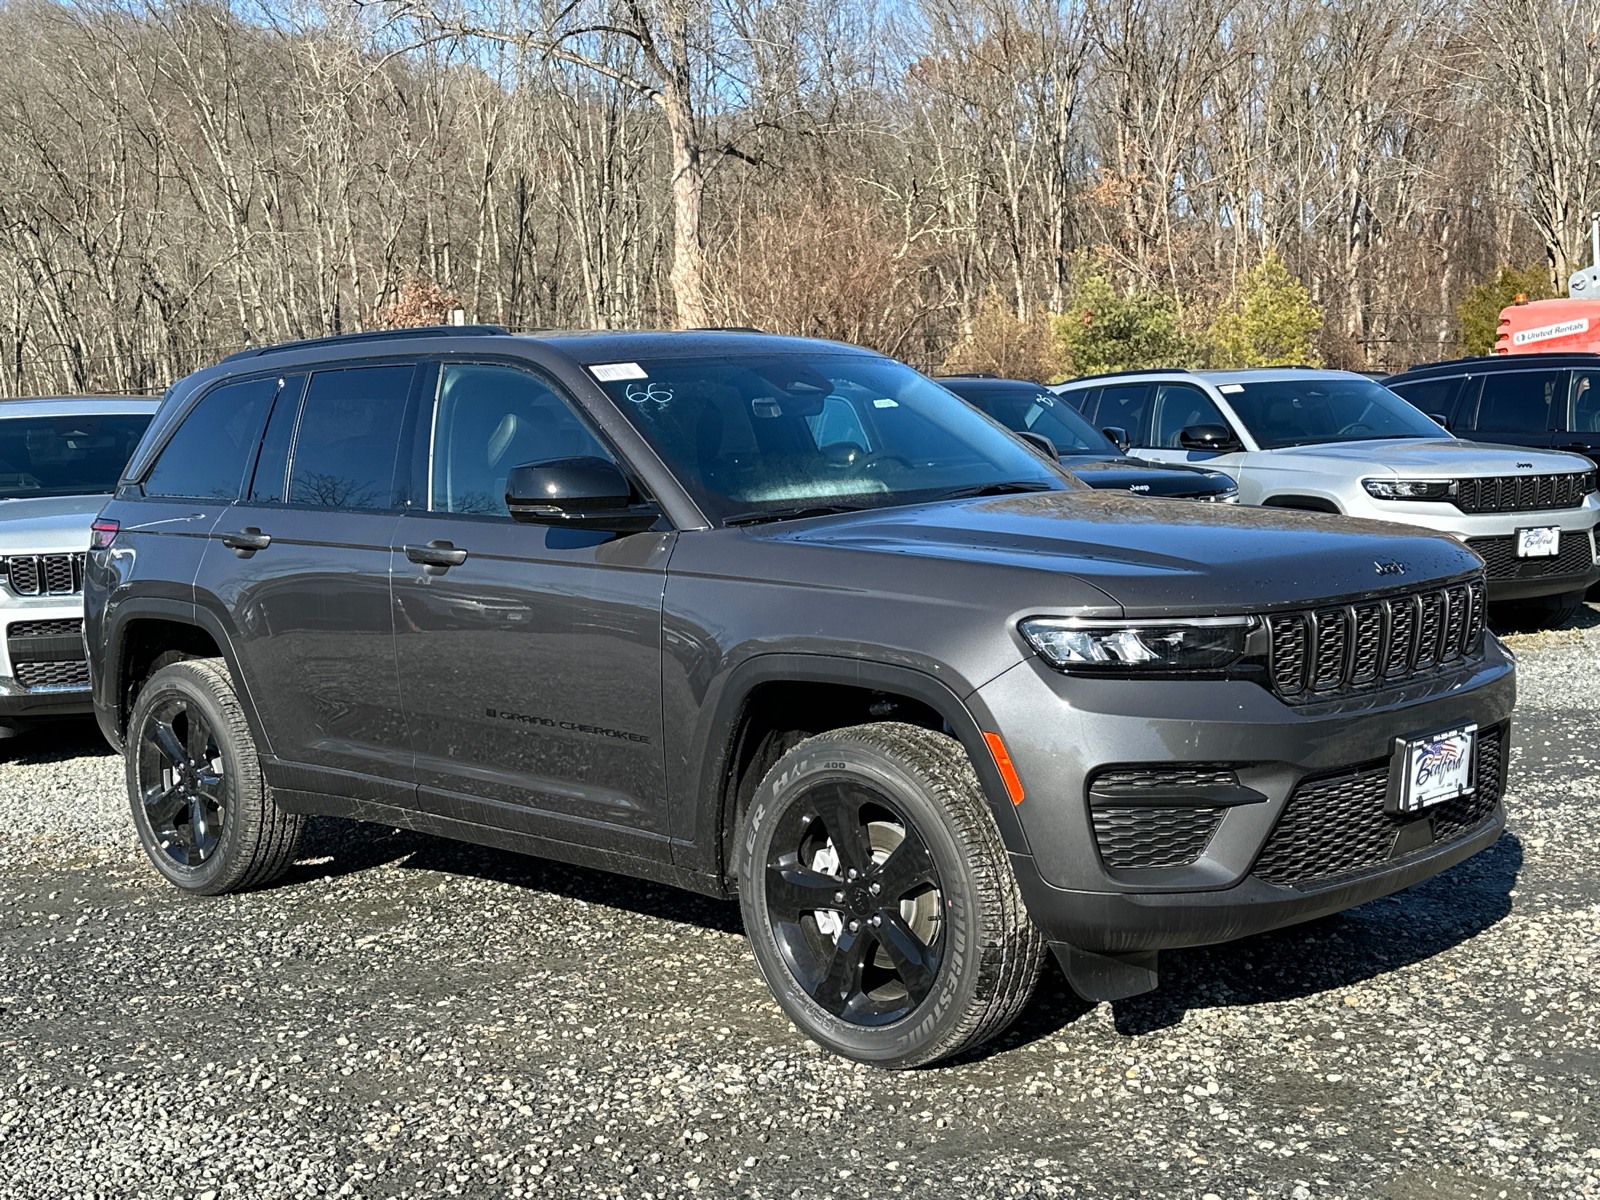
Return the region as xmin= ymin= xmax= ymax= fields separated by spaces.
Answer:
xmin=88 ymin=328 xmax=1514 ymax=1068
xmin=1385 ymin=354 xmax=1600 ymax=469
xmin=0 ymin=396 xmax=160 ymax=737
xmin=937 ymin=375 xmax=1238 ymax=501
xmin=1052 ymin=367 xmax=1600 ymax=627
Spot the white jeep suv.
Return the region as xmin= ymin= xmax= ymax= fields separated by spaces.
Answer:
xmin=1052 ymin=367 xmax=1600 ymax=626
xmin=1 ymin=396 xmax=158 ymax=738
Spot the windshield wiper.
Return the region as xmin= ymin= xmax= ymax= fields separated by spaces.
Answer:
xmin=723 ymin=504 xmax=864 ymax=527
xmin=935 ymin=480 xmax=1057 ymax=501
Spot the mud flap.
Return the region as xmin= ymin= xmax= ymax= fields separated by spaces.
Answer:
xmin=1052 ymin=942 xmax=1160 ymax=1001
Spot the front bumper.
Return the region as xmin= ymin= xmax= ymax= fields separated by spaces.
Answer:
xmin=980 ymin=641 xmax=1516 ymax=956
xmin=1350 ymin=498 xmax=1600 ymax=601
xmin=0 ymin=597 xmax=93 ymax=721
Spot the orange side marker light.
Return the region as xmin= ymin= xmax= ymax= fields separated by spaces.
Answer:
xmin=982 ymin=731 xmax=1025 ymax=805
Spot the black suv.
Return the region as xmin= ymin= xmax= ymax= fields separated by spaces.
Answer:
xmin=87 ymin=328 xmax=1514 ymax=1067
xmin=1387 ymin=353 xmax=1600 ymax=468
xmin=937 ymin=376 xmax=1239 ymax=500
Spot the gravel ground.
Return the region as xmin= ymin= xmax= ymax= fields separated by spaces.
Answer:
xmin=2 ymin=607 xmax=1598 ymax=1200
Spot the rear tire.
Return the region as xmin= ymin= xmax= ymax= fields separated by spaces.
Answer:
xmin=736 ymin=722 xmax=1046 ymax=1068
xmin=1490 ymin=588 xmax=1586 ymax=632
xmin=126 ymin=658 xmax=303 ymax=895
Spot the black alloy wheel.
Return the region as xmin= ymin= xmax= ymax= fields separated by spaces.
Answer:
xmin=126 ymin=658 xmax=304 ymax=895
xmin=763 ymin=781 xmax=945 ymax=1026
xmin=136 ymin=694 xmax=227 ymax=867
xmin=737 ymin=722 xmax=1047 ymax=1068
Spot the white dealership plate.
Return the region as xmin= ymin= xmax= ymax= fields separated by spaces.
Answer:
xmin=1387 ymin=725 xmax=1476 ymax=815
xmin=1515 ymin=526 xmax=1560 ymax=558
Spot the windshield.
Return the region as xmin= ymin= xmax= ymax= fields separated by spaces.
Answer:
xmin=590 ymin=354 xmax=1069 ymax=523
xmin=0 ymin=413 xmax=153 ymax=500
xmin=1221 ymin=378 xmax=1448 ymax=449
xmin=944 ymin=383 xmax=1116 ymax=455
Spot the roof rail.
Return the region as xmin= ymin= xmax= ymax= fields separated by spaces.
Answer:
xmin=1395 ymin=351 xmax=1600 ymax=374
xmin=934 ymin=372 xmax=1003 ymax=380
xmin=1058 ymin=367 xmax=1192 ymax=385
xmin=220 ymin=324 xmax=510 ymax=363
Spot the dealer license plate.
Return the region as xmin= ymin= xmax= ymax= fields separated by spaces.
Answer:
xmin=1516 ymin=526 xmax=1560 ymax=557
xmin=1387 ymin=725 xmax=1476 ymax=815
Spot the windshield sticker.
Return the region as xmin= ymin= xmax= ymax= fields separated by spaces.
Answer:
xmin=1218 ymin=383 xmax=1244 ymax=394
xmin=590 ymin=362 xmax=648 ymax=382
xmin=872 ymin=398 xmax=899 ymax=408
xmin=625 ymin=382 xmax=673 ymax=408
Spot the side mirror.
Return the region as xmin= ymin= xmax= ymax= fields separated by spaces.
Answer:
xmin=505 ymin=457 xmax=660 ymax=533
xmin=1425 ymin=411 xmax=1452 ymax=430
xmin=1101 ymin=426 xmax=1130 ymax=451
xmin=1015 ymin=430 xmax=1060 ymax=462
xmin=1178 ymin=424 xmax=1242 ymax=452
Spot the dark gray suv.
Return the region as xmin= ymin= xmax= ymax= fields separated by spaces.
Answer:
xmin=86 ymin=328 xmax=1514 ymax=1067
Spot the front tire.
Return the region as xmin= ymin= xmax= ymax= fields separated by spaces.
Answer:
xmin=126 ymin=658 xmax=303 ymax=895
xmin=736 ymin=722 xmax=1046 ymax=1068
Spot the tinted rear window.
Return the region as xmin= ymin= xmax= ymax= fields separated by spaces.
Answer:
xmin=1474 ymin=370 xmax=1561 ymax=433
xmin=287 ymin=366 xmax=414 ymax=510
xmin=0 ymin=412 xmax=152 ymax=500
xmin=144 ymin=378 xmax=278 ymax=500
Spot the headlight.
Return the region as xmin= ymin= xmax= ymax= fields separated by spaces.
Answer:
xmin=1020 ymin=615 xmax=1255 ymax=671
xmin=1362 ymin=478 xmax=1453 ymax=500
xmin=1196 ymin=486 xmax=1239 ymax=503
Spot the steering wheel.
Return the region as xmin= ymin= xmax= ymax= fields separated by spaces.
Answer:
xmin=1336 ymin=421 xmax=1374 ymax=437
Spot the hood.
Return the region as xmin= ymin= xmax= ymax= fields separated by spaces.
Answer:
xmin=0 ymin=493 xmax=106 ymax=555
xmin=772 ymin=490 xmax=1482 ymax=616
xmin=1264 ymin=437 xmax=1593 ymax=476
xmin=1064 ymin=456 xmax=1234 ymax=497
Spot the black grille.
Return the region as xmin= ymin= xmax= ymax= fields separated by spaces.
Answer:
xmin=7 ymin=616 xmax=88 ymax=691
xmin=1 ymin=552 xmax=85 ymax=596
xmin=1467 ymin=533 xmax=1595 ymax=581
xmin=1455 ymin=472 xmax=1589 ymax=513
xmin=14 ymin=660 xmax=90 ymax=689
xmin=1092 ymin=807 xmax=1224 ymax=868
xmin=1093 ymin=764 xmax=1238 ymax=791
xmin=1268 ymin=579 xmax=1486 ymax=702
xmin=7 ymin=618 xmax=83 ymax=638
xmin=1252 ymin=725 xmax=1505 ymax=887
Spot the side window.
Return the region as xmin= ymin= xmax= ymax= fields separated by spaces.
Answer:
xmin=1568 ymin=369 xmax=1600 ymax=434
xmin=1094 ymin=384 xmax=1150 ymax=440
xmin=1473 ymin=370 xmax=1563 ymax=433
xmin=1063 ymin=387 xmax=1098 ymax=418
xmin=430 ymin=363 xmax=612 ymax=517
xmin=1146 ymin=383 xmax=1228 ymax=449
xmin=246 ymin=375 xmax=305 ymax=504
xmin=1389 ymin=377 xmax=1460 ymax=425
xmin=143 ymin=376 xmax=278 ymax=500
xmin=287 ymin=365 xmax=415 ymax=510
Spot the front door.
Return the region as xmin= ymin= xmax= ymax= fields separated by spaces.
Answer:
xmin=193 ymin=362 xmax=420 ymax=799
xmin=391 ymin=360 xmax=674 ymax=859
xmin=1559 ymin=364 xmax=1600 ymax=467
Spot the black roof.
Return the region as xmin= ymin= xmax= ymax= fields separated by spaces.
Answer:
xmin=1388 ymin=351 xmax=1600 ymax=381
xmin=937 ymin=376 xmax=1054 ymax=391
xmin=224 ymin=325 xmax=864 ymax=367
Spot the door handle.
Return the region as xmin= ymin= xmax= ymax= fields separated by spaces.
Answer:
xmin=405 ymin=540 xmax=468 ymax=575
xmin=220 ymin=527 xmax=271 ymax=557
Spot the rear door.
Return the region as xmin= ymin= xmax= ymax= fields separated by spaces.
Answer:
xmin=390 ymin=359 xmax=674 ymax=860
xmin=1457 ymin=368 xmax=1564 ymax=450
xmin=193 ymin=362 xmax=420 ymax=800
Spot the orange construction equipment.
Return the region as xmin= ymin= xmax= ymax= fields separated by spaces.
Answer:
xmin=1495 ymin=296 xmax=1600 ymax=355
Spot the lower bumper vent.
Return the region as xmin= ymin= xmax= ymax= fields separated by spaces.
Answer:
xmin=1252 ymin=724 xmax=1505 ymax=888
xmin=7 ymin=617 xmax=89 ymax=691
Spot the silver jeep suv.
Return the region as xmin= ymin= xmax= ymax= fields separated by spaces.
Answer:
xmin=0 ymin=396 xmax=158 ymax=737
xmin=1053 ymin=367 xmax=1600 ymax=624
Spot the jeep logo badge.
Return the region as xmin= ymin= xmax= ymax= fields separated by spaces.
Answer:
xmin=1516 ymin=462 xmax=1533 ymax=469
xmin=1375 ymin=560 xmax=1406 ymax=576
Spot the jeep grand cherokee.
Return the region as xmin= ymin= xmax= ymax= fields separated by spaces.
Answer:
xmin=86 ymin=328 xmax=1514 ymax=1067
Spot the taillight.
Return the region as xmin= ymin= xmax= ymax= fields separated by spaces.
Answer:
xmin=91 ymin=519 xmax=119 ymax=550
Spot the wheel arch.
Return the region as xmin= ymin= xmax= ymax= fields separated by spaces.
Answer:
xmin=699 ymin=654 xmax=1031 ymax=893
xmin=103 ymin=600 xmax=266 ymax=754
